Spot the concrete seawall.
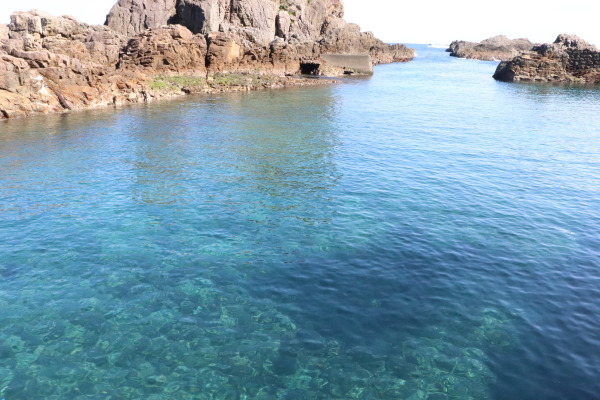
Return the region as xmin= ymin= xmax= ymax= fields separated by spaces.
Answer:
xmin=321 ymin=54 xmax=374 ymax=75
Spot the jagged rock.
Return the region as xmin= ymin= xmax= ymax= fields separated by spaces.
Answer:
xmin=447 ymin=35 xmax=535 ymax=61
xmin=0 ymin=52 xmax=62 ymax=118
xmin=1 ymin=10 xmax=149 ymax=118
xmin=494 ymin=34 xmax=600 ymax=83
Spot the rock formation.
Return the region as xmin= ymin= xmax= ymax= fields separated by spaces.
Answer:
xmin=1 ymin=0 xmax=415 ymax=119
xmin=105 ymin=0 xmax=414 ymax=65
xmin=493 ymin=34 xmax=600 ymax=83
xmin=0 ymin=10 xmax=148 ymax=118
xmin=447 ymin=35 xmax=535 ymax=62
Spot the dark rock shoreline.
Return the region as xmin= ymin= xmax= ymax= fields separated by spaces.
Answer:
xmin=0 ymin=0 xmax=415 ymax=119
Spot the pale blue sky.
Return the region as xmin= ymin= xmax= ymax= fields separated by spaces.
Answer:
xmin=1 ymin=0 xmax=599 ymax=46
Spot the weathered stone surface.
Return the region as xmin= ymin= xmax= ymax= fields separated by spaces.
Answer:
xmin=494 ymin=34 xmax=600 ymax=83
xmin=104 ymin=0 xmax=415 ymax=63
xmin=119 ymin=25 xmax=207 ymax=72
xmin=105 ymin=0 xmax=178 ymax=37
xmin=447 ymin=35 xmax=535 ymax=61
xmin=2 ymin=0 xmax=416 ymax=119
xmin=1 ymin=10 xmax=148 ymax=118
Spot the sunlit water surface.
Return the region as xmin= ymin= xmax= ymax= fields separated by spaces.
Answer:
xmin=1 ymin=45 xmax=600 ymax=399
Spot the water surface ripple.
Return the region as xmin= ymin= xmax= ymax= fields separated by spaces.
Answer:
xmin=1 ymin=45 xmax=599 ymax=399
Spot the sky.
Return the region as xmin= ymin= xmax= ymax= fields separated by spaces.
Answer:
xmin=1 ymin=0 xmax=599 ymax=46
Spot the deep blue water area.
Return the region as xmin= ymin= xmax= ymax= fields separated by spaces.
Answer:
xmin=1 ymin=45 xmax=599 ymax=399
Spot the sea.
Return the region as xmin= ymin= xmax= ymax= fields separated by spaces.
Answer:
xmin=1 ymin=44 xmax=599 ymax=399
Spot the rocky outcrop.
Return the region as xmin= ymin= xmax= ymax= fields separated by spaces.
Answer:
xmin=0 ymin=10 xmax=164 ymax=118
xmin=494 ymin=34 xmax=600 ymax=83
xmin=447 ymin=35 xmax=535 ymax=62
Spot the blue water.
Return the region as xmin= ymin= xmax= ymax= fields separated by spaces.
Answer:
xmin=1 ymin=45 xmax=600 ymax=399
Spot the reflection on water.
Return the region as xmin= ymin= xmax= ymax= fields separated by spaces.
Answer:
xmin=1 ymin=46 xmax=600 ymax=399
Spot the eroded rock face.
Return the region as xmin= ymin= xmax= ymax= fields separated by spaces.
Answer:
xmin=0 ymin=10 xmax=151 ymax=118
xmin=494 ymin=34 xmax=600 ymax=83
xmin=447 ymin=35 xmax=535 ymax=62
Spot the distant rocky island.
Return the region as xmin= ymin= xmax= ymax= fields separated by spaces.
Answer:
xmin=447 ymin=35 xmax=536 ymax=61
xmin=494 ymin=34 xmax=600 ymax=83
xmin=0 ymin=0 xmax=415 ymax=119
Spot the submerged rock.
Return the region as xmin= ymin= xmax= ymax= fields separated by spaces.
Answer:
xmin=494 ymin=34 xmax=600 ymax=83
xmin=447 ymin=35 xmax=535 ymax=61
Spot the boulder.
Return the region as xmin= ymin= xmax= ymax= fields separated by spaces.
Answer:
xmin=1 ymin=10 xmax=148 ymax=119
xmin=494 ymin=34 xmax=600 ymax=83
xmin=447 ymin=35 xmax=535 ymax=61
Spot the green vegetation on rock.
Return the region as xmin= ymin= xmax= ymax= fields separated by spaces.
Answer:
xmin=149 ymin=75 xmax=207 ymax=92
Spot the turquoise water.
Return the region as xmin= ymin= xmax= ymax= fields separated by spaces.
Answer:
xmin=1 ymin=45 xmax=600 ymax=399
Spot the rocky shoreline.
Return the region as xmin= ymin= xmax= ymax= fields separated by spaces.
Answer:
xmin=1 ymin=0 xmax=415 ymax=119
xmin=494 ymin=34 xmax=600 ymax=84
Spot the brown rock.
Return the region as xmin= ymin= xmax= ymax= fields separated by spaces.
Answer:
xmin=494 ymin=34 xmax=600 ymax=83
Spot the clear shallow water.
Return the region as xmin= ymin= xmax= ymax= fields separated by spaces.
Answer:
xmin=1 ymin=45 xmax=599 ymax=399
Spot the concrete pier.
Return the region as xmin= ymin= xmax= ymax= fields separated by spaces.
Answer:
xmin=320 ymin=54 xmax=373 ymax=75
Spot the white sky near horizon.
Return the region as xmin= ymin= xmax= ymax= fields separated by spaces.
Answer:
xmin=1 ymin=0 xmax=599 ymax=46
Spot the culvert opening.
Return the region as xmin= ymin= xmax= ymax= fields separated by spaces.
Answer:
xmin=300 ymin=62 xmax=321 ymax=75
